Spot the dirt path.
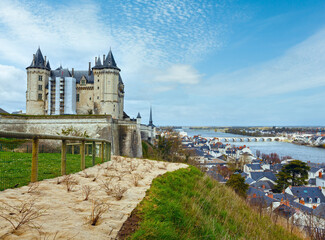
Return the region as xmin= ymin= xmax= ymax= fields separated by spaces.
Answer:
xmin=0 ymin=156 xmax=188 ymax=239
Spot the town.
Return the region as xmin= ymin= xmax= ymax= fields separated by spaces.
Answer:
xmin=178 ymin=131 xmax=325 ymax=229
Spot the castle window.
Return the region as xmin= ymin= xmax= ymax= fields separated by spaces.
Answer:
xmin=97 ymin=86 xmax=99 ymax=90
xmin=38 ymin=93 xmax=42 ymax=101
xmin=38 ymin=75 xmax=42 ymax=81
xmin=97 ymin=96 xmax=99 ymax=99
xmin=97 ymin=79 xmax=99 ymax=82
xmin=76 ymin=94 xmax=80 ymax=102
xmin=38 ymin=85 xmax=42 ymax=91
xmin=89 ymin=97 xmax=92 ymax=100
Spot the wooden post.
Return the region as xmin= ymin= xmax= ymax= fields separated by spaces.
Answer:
xmin=81 ymin=141 xmax=85 ymax=170
xmin=31 ymin=138 xmax=39 ymax=183
xmin=71 ymin=145 xmax=75 ymax=155
xmin=92 ymin=141 xmax=96 ymax=166
xmin=101 ymin=141 xmax=104 ymax=163
xmin=86 ymin=144 xmax=89 ymax=156
xmin=61 ymin=140 xmax=67 ymax=175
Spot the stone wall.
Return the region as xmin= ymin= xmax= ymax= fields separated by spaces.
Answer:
xmin=0 ymin=115 xmax=143 ymax=158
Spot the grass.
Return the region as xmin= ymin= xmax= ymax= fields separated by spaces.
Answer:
xmin=0 ymin=152 xmax=102 ymax=191
xmin=128 ymin=166 xmax=301 ymax=240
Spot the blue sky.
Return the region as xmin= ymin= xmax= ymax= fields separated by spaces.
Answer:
xmin=0 ymin=0 xmax=325 ymax=126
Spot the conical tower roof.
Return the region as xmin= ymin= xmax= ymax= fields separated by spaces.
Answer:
xmin=93 ymin=56 xmax=103 ymax=69
xmin=26 ymin=47 xmax=50 ymax=70
xmin=103 ymin=49 xmax=120 ymax=70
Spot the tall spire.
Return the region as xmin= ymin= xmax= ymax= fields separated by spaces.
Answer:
xmin=149 ymin=106 xmax=153 ymax=126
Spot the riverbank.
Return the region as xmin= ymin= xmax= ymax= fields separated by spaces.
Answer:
xmin=182 ymin=128 xmax=325 ymax=164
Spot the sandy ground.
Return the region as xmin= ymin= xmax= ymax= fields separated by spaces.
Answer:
xmin=0 ymin=156 xmax=188 ymax=240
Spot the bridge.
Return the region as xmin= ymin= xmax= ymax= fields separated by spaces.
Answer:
xmin=209 ymin=137 xmax=285 ymax=143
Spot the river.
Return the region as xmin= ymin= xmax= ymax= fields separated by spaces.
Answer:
xmin=182 ymin=128 xmax=325 ymax=164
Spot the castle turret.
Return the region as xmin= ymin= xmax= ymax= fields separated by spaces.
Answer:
xmin=92 ymin=49 xmax=122 ymax=118
xmin=26 ymin=47 xmax=51 ymax=115
xmin=136 ymin=112 xmax=141 ymax=125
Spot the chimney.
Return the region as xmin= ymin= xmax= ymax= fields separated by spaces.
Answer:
xmin=72 ymin=68 xmax=74 ymax=78
xmin=95 ymin=57 xmax=97 ymax=65
xmin=44 ymin=56 xmax=46 ymax=66
xmin=319 ymin=186 xmax=322 ymax=190
xmin=268 ymin=193 xmax=273 ymax=199
xmin=319 ymin=171 xmax=322 ymax=178
xmin=33 ymin=54 xmax=35 ymax=65
xmin=88 ymin=62 xmax=91 ymax=76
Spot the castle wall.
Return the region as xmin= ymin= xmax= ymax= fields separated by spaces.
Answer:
xmin=0 ymin=115 xmax=143 ymax=158
xmin=76 ymin=85 xmax=94 ymax=114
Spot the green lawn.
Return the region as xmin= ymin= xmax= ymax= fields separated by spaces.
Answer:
xmin=0 ymin=152 xmax=103 ymax=191
xmin=128 ymin=166 xmax=301 ymax=240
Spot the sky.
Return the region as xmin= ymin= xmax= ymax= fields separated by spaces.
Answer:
xmin=0 ymin=0 xmax=325 ymax=126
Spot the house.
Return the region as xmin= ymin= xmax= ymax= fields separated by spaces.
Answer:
xmin=285 ymin=186 xmax=325 ymax=208
xmin=316 ymin=171 xmax=325 ymax=189
xmin=250 ymin=172 xmax=277 ymax=184
xmin=243 ymin=163 xmax=263 ymax=174
xmin=308 ymin=167 xmax=323 ymax=179
xmin=247 ymin=187 xmax=279 ymax=207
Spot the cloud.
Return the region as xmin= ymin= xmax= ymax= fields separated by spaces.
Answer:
xmin=199 ymin=28 xmax=325 ymax=98
xmin=0 ymin=64 xmax=26 ymax=112
xmin=153 ymin=64 xmax=202 ymax=85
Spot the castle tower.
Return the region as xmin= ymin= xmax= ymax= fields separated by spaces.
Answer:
xmin=26 ymin=47 xmax=51 ymax=115
xmin=92 ymin=49 xmax=123 ymax=118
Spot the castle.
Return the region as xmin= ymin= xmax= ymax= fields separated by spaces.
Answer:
xmin=26 ymin=47 xmax=125 ymax=118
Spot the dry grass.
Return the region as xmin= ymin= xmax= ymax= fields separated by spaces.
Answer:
xmin=27 ymin=182 xmax=40 ymax=194
xmin=112 ymin=184 xmax=127 ymax=201
xmin=132 ymin=174 xmax=141 ymax=187
xmin=0 ymin=199 xmax=46 ymax=231
xmin=100 ymin=178 xmax=114 ymax=195
xmin=88 ymin=200 xmax=108 ymax=226
xmin=63 ymin=175 xmax=79 ymax=192
xmin=82 ymin=185 xmax=92 ymax=201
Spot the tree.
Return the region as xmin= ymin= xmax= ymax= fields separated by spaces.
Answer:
xmin=274 ymin=160 xmax=310 ymax=192
xmin=226 ymin=174 xmax=249 ymax=198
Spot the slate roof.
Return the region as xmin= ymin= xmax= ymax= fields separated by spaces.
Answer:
xmin=313 ymin=203 xmax=325 ymax=218
xmin=308 ymin=178 xmax=316 ymax=186
xmin=207 ymin=170 xmax=227 ymax=183
xmin=250 ymin=172 xmax=277 ymax=182
xmin=289 ymin=186 xmax=325 ymax=204
xmin=246 ymin=164 xmax=263 ymax=171
xmin=245 ymin=177 xmax=255 ymax=185
xmin=273 ymin=193 xmax=297 ymax=203
xmin=0 ymin=108 xmax=8 ymax=114
xmin=27 ymin=47 xmax=50 ymax=70
xmin=94 ymin=50 xmax=120 ymax=70
xmin=310 ymin=167 xmax=322 ymax=173
xmin=290 ymin=201 xmax=313 ymax=214
xmin=274 ymin=204 xmax=296 ymax=219
xmin=247 ymin=187 xmax=278 ymax=207
xmin=251 ymin=180 xmax=274 ymax=190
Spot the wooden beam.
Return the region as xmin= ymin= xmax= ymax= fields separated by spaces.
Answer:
xmin=81 ymin=140 xmax=85 ymax=170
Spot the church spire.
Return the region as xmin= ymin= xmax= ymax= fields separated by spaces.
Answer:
xmin=149 ymin=106 xmax=153 ymax=126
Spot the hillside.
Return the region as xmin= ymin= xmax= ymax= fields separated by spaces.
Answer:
xmin=119 ymin=166 xmax=302 ymax=240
